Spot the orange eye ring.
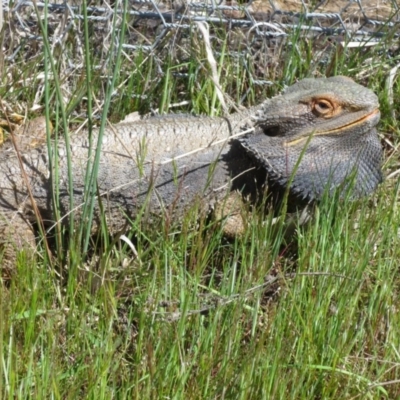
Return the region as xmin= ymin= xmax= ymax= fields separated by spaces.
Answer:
xmin=313 ymin=99 xmax=334 ymax=116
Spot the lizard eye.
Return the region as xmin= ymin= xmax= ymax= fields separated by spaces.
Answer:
xmin=313 ymin=99 xmax=334 ymax=116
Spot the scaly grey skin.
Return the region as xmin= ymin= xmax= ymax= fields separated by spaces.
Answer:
xmin=0 ymin=107 xmax=262 ymax=266
xmin=241 ymin=76 xmax=382 ymax=201
xmin=0 ymin=77 xmax=382 ymax=266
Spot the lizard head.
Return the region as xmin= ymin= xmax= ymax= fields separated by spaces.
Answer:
xmin=240 ymin=76 xmax=383 ymax=202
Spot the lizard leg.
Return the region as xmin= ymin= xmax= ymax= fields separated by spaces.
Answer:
xmin=0 ymin=116 xmax=50 ymax=277
xmin=214 ymin=191 xmax=248 ymax=238
xmin=0 ymin=211 xmax=36 ymax=277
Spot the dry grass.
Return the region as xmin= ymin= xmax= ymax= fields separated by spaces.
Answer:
xmin=2 ymin=0 xmax=399 ymax=123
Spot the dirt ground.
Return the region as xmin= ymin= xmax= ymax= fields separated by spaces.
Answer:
xmin=251 ymin=0 xmax=398 ymax=21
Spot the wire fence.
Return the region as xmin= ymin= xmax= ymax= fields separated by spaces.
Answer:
xmin=2 ymin=1 xmax=400 ymax=111
xmin=4 ymin=1 xmax=400 ymax=54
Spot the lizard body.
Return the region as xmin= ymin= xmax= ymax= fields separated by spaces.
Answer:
xmin=0 ymin=77 xmax=383 ymax=265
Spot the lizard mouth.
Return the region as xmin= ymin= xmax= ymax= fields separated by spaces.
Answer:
xmin=284 ymin=108 xmax=380 ymax=147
